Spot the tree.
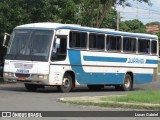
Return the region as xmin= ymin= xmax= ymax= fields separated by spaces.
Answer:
xmin=0 ymin=0 xmax=78 ymax=42
xmin=76 ymin=0 xmax=151 ymax=28
xmin=120 ymin=19 xmax=146 ymax=33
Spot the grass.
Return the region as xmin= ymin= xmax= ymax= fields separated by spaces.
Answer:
xmin=158 ymin=62 xmax=160 ymax=73
xmin=101 ymin=90 xmax=160 ymax=104
xmin=62 ymin=90 xmax=160 ymax=110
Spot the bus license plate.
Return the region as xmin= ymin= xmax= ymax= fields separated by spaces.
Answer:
xmin=18 ymin=77 xmax=25 ymax=81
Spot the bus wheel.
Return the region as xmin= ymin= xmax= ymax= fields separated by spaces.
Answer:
xmin=87 ymin=85 xmax=104 ymax=91
xmin=24 ymin=84 xmax=38 ymax=92
xmin=115 ymin=74 xmax=132 ymax=91
xmin=57 ymin=73 xmax=72 ymax=93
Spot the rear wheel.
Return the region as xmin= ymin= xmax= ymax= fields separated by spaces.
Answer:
xmin=115 ymin=74 xmax=133 ymax=91
xmin=57 ymin=73 xmax=72 ymax=93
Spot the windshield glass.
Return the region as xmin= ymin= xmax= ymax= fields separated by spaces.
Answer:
xmin=6 ymin=29 xmax=53 ymax=61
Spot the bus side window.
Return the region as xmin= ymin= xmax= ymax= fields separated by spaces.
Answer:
xmin=107 ymin=35 xmax=121 ymax=51
xmin=138 ymin=39 xmax=150 ymax=54
xmin=106 ymin=38 xmax=110 ymax=50
xmin=151 ymin=40 xmax=157 ymax=55
xmin=89 ymin=33 xmax=104 ymax=50
xmin=69 ymin=31 xmax=87 ymax=49
xmin=123 ymin=37 xmax=136 ymax=53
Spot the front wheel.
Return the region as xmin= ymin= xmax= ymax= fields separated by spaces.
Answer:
xmin=57 ymin=73 xmax=72 ymax=93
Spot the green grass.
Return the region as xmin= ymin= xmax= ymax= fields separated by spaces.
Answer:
xmin=62 ymin=90 xmax=160 ymax=110
xmin=158 ymin=62 xmax=160 ymax=73
xmin=101 ymin=90 xmax=160 ymax=104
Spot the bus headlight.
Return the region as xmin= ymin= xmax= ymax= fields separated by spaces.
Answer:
xmin=38 ymin=75 xmax=48 ymax=80
xmin=31 ymin=74 xmax=38 ymax=79
xmin=4 ymin=73 xmax=9 ymax=76
xmin=4 ymin=72 xmax=14 ymax=77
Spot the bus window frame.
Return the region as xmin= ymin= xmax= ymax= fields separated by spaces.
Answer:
xmin=138 ymin=38 xmax=151 ymax=55
xmin=151 ymin=39 xmax=158 ymax=56
xmin=106 ymin=34 xmax=122 ymax=53
xmin=122 ymin=36 xmax=137 ymax=54
xmin=88 ymin=32 xmax=105 ymax=51
xmin=69 ymin=30 xmax=88 ymax=50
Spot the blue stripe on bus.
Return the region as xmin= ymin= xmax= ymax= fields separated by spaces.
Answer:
xmin=68 ymin=50 xmax=153 ymax=85
xmin=84 ymin=56 xmax=127 ymax=63
xmin=146 ymin=59 xmax=158 ymax=64
xmin=83 ymin=56 xmax=158 ymax=64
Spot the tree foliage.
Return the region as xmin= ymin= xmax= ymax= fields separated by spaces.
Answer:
xmin=120 ymin=19 xmax=146 ymax=33
xmin=0 ymin=0 xmax=152 ymax=41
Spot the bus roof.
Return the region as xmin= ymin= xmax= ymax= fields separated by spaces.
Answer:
xmin=15 ymin=22 xmax=158 ymax=39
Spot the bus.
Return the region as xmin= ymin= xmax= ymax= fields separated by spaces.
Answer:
xmin=3 ymin=22 xmax=158 ymax=92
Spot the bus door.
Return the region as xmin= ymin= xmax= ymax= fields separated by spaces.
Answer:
xmin=51 ymin=36 xmax=67 ymax=61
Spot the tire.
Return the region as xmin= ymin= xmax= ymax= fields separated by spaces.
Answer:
xmin=87 ymin=85 xmax=104 ymax=91
xmin=24 ymin=84 xmax=38 ymax=92
xmin=115 ymin=74 xmax=133 ymax=91
xmin=57 ymin=73 xmax=72 ymax=93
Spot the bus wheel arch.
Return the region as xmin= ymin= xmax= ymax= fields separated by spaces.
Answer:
xmin=65 ymin=71 xmax=76 ymax=90
xmin=57 ymin=71 xmax=75 ymax=92
xmin=115 ymin=72 xmax=133 ymax=91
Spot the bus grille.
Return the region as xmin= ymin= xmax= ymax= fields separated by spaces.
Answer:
xmin=15 ymin=73 xmax=30 ymax=78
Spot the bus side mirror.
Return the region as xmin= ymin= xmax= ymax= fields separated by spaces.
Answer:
xmin=3 ymin=33 xmax=10 ymax=48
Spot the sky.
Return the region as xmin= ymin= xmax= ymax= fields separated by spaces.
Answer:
xmin=116 ymin=0 xmax=160 ymax=24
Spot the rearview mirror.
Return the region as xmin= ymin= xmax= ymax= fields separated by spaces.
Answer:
xmin=3 ymin=33 xmax=10 ymax=48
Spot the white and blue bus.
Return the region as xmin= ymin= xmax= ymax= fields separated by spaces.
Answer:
xmin=3 ymin=22 xmax=158 ymax=92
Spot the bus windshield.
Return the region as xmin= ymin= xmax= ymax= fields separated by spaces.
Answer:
xmin=6 ymin=30 xmax=53 ymax=61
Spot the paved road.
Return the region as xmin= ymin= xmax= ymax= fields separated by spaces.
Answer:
xmin=0 ymin=79 xmax=160 ymax=120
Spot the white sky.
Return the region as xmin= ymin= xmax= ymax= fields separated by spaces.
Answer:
xmin=116 ymin=0 xmax=160 ymax=24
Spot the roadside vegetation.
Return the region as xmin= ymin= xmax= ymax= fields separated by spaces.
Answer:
xmin=61 ymin=90 xmax=160 ymax=110
xmin=101 ymin=90 xmax=160 ymax=104
xmin=158 ymin=62 xmax=160 ymax=73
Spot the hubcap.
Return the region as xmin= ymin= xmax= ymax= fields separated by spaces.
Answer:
xmin=62 ymin=78 xmax=70 ymax=88
xmin=124 ymin=77 xmax=130 ymax=88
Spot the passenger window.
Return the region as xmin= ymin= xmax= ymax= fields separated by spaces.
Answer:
xmin=138 ymin=39 xmax=150 ymax=54
xmin=89 ymin=33 xmax=104 ymax=50
xmin=151 ymin=40 xmax=157 ymax=55
xmin=69 ymin=31 xmax=87 ymax=49
xmin=123 ymin=37 xmax=136 ymax=52
xmin=106 ymin=35 xmax=121 ymax=51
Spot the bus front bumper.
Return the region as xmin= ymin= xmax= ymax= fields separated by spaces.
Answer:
xmin=3 ymin=72 xmax=49 ymax=85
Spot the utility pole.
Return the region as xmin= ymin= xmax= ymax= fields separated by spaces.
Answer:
xmin=117 ymin=11 xmax=120 ymax=31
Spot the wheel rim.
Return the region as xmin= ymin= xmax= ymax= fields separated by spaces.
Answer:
xmin=124 ymin=76 xmax=130 ymax=89
xmin=62 ymin=78 xmax=70 ymax=89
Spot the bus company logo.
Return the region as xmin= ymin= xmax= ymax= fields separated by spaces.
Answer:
xmin=126 ymin=58 xmax=145 ymax=64
xmin=2 ymin=112 xmax=11 ymax=117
